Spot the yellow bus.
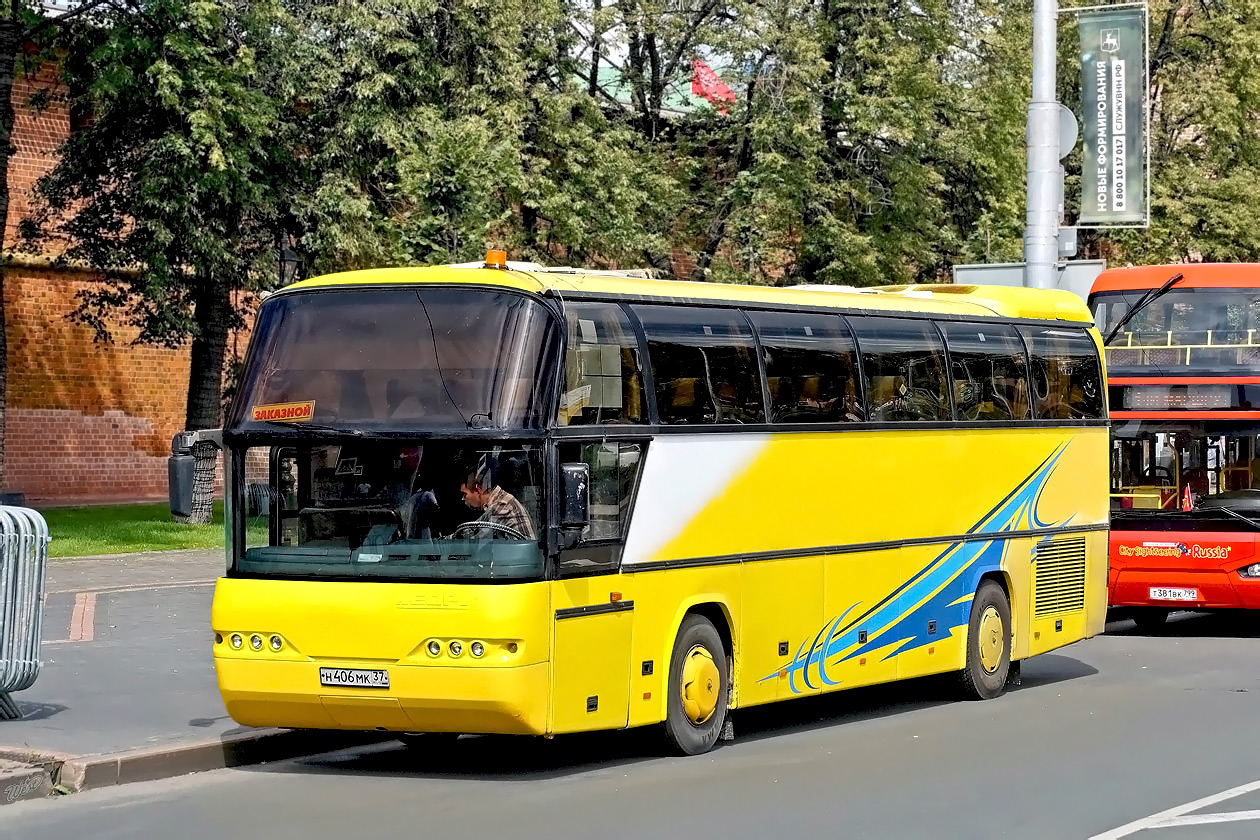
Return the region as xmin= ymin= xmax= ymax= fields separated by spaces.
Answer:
xmin=211 ymin=254 xmax=1109 ymax=755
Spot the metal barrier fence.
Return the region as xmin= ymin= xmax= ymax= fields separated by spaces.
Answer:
xmin=0 ymin=507 xmax=49 ymax=721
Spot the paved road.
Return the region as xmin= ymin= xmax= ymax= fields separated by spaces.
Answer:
xmin=4 ymin=551 xmax=238 ymax=756
xmin=5 ymin=610 xmax=1260 ymax=839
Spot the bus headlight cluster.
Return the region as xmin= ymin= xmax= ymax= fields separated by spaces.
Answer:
xmin=219 ymin=632 xmax=287 ymax=653
xmin=1240 ymin=564 xmax=1260 ymax=577
xmin=424 ymin=639 xmax=496 ymax=659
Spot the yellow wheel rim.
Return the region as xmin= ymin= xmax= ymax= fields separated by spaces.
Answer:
xmin=680 ymin=644 xmax=721 ymax=725
xmin=978 ymin=606 xmax=1005 ymax=674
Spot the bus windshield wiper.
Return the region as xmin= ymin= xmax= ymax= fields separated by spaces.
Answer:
xmin=1204 ymin=504 xmax=1260 ymax=532
xmin=1103 ymin=271 xmax=1185 ymax=345
xmin=253 ymin=420 xmax=363 ymax=437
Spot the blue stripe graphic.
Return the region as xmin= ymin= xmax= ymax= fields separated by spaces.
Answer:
xmin=761 ymin=442 xmax=1070 ymax=692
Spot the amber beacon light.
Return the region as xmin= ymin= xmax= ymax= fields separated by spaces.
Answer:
xmin=484 ymin=249 xmax=508 ymax=269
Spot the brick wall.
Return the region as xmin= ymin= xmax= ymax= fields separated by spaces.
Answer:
xmin=1 ymin=58 xmax=244 ymax=505
xmin=4 ymin=266 xmax=199 ymax=504
xmin=6 ymin=57 xmax=67 ymax=247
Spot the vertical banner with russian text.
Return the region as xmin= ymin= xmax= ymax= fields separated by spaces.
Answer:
xmin=1078 ymin=7 xmax=1147 ymax=226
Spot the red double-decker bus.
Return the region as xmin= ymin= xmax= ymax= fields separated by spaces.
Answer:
xmin=1090 ymin=264 xmax=1260 ymax=630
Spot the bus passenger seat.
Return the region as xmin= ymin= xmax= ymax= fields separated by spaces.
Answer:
xmin=668 ymin=378 xmax=698 ymax=422
xmin=800 ymin=375 xmax=821 ymax=404
xmin=869 ymin=376 xmax=897 ymax=411
xmin=1012 ymin=379 xmax=1030 ymax=419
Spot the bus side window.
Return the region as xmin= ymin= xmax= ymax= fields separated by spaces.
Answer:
xmin=632 ymin=305 xmax=765 ymax=425
xmin=559 ymin=303 xmax=647 ymax=427
xmin=941 ymin=322 xmax=1031 ymax=422
xmin=1020 ymin=327 xmax=1105 ymax=420
xmin=848 ymin=316 xmax=951 ymax=422
xmin=557 ymin=442 xmax=643 ymax=575
xmin=747 ymin=310 xmax=864 ymax=423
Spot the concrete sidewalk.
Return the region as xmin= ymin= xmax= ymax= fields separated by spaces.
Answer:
xmin=0 ymin=550 xmax=386 ymax=802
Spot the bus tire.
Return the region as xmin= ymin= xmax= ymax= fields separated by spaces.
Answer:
xmin=1130 ymin=607 xmax=1169 ymax=633
xmin=662 ymin=615 xmax=729 ymax=756
xmin=958 ymin=580 xmax=1011 ymax=701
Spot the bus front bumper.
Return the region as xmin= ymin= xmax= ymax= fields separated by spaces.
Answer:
xmin=214 ymin=657 xmax=550 ymax=736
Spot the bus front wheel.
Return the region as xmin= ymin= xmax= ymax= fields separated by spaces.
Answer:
xmin=959 ymin=580 xmax=1011 ymax=700
xmin=663 ymin=615 xmax=730 ymax=756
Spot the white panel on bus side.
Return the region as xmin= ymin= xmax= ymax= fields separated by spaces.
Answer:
xmin=620 ymin=434 xmax=770 ymax=568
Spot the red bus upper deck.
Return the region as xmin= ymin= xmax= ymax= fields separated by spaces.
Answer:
xmin=1089 ymin=264 xmax=1260 ymax=627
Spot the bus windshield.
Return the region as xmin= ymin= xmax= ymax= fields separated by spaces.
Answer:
xmin=237 ymin=440 xmax=545 ymax=581
xmin=1111 ymin=420 xmax=1260 ymax=513
xmin=229 ymin=287 xmax=560 ymax=431
xmin=1092 ymin=289 xmax=1260 ymax=373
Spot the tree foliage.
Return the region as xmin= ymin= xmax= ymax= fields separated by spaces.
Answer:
xmin=17 ymin=0 xmax=1260 ymax=446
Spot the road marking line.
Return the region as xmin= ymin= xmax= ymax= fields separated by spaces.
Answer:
xmin=88 ymin=580 xmax=217 ymax=596
xmin=1090 ymin=779 xmax=1260 ymax=839
xmin=44 ymin=581 xmax=216 ymax=645
xmin=1153 ymin=809 xmax=1260 ymax=828
xmin=68 ymin=592 xmax=96 ymax=642
xmin=47 ymin=579 xmax=217 ymax=595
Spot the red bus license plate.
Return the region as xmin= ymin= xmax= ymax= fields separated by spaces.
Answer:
xmin=1149 ymin=587 xmax=1197 ymax=602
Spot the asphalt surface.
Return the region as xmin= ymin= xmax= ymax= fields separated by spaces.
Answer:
xmin=5 ymin=610 xmax=1260 ymax=840
xmin=3 ymin=550 xmax=241 ymax=756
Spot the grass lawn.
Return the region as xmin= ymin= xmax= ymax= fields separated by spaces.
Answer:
xmin=38 ymin=501 xmax=258 ymax=559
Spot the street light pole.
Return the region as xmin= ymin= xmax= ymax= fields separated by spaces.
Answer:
xmin=1024 ymin=0 xmax=1059 ymax=290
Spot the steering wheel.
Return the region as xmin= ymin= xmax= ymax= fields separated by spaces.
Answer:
xmin=448 ymin=521 xmax=530 ymax=541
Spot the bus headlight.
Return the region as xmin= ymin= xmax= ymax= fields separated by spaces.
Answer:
xmin=1241 ymin=564 xmax=1260 ymax=577
xmin=470 ymin=642 xmax=484 ymax=657
xmin=427 ymin=640 xmax=442 ymax=656
xmin=250 ymin=634 xmax=264 ymax=651
xmin=230 ymin=634 xmax=243 ymax=650
xmin=270 ymin=635 xmax=283 ymax=651
xmin=449 ymin=640 xmax=463 ymax=657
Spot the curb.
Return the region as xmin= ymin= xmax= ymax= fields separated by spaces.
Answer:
xmin=1 ymin=760 xmax=52 ymax=805
xmin=0 ymin=728 xmax=395 ymax=803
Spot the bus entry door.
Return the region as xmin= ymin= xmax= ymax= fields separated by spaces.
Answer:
xmin=550 ymin=579 xmax=634 ymax=733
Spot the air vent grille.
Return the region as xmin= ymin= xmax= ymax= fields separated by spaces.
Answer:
xmin=1034 ymin=537 xmax=1087 ymax=617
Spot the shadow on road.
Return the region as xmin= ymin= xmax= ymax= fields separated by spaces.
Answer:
xmin=248 ymin=654 xmax=1095 ymax=784
xmin=10 ymin=701 xmax=66 ymax=722
xmin=1105 ymin=608 xmax=1260 ymax=639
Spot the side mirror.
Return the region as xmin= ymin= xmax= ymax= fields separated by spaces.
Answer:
xmin=560 ymin=463 xmax=590 ymax=529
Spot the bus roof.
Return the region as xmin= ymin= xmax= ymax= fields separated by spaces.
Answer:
xmin=279 ymin=264 xmax=1094 ymax=324
xmin=1091 ymin=263 xmax=1260 ymax=294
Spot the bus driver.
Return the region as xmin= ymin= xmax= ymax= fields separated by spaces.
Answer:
xmin=459 ymin=462 xmax=536 ymax=539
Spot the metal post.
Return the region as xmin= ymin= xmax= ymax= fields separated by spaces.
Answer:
xmin=1024 ymin=0 xmax=1059 ymax=289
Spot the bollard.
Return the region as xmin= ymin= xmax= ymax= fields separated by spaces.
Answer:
xmin=0 ymin=506 xmax=49 ymax=721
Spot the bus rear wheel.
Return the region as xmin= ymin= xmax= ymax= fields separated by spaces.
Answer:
xmin=959 ymin=580 xmax=1011 ymax=700
xmin=663 ymin=615 xmax=729 ymax=756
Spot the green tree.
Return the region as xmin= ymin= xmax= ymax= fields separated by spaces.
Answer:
xmin=1095 ymin=0 xmax=1260 ymax=264
xmin=0 ymin=0 xmax=122 ymax=495
xmin=644 ymin=0 xmax=1009 ymax=287
xmin=22 ymin=0 xmax=295 ymax=522
xmin=285 ymin=0 xmax=669 ymax=274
